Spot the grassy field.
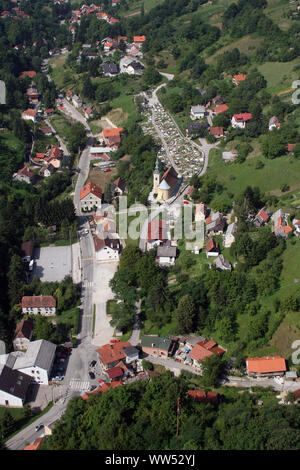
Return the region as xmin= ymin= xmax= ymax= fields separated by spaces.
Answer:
xmin=207 ymin=147 xmax=300 ymax=204
xmin=257 ymin=58 xmax=300 ymax=95
xmin=264 ymin=0 xmax=297 ymax=30
xmin=88 ymin=166 xmax=118 ymax=190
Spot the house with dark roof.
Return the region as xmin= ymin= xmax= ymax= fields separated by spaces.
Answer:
xmin=205 ymin=211 xmax=226 ymax=235
xmin=0 ymin=365 xmax=31 ymax=407
xmin=141 ymin=335 xmax=172 ymax=358
xmin=13 ymin=318 xmax=34 ymax=352
xmin=12 ymin=339 xmax=56 ymax=385
xmin=102 ymin=62 xmax=120 ymax=77
xmin=113 ymin=176 xmax=126 ymax=196
xmin=213 ymin=254 xmax=232 ymax=271
xmin=156 ymin=244 xmax=177 ymax=266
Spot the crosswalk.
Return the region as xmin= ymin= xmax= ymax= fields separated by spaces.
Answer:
xmin=83 ymin=281 xmax=94 ymax=288
xmin=69 ymin=379 xmax=90 ymax=391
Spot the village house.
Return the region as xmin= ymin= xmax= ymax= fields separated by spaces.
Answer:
xmin=212 ymin=95 xmax=224 ymax=106
xmin=156 ymin=243 xmax=177 ymax=267
xmin=211 ymin=104 xmax=229 ymax=116
xmin=190 ymin=105 xmax=206 ymax=120
xmin=209 ymin=126 xmax=224 ymax=138
xmin=13 ymin=166 xmax=36 ymax=184
xmin=22 ymin=108 xmax=37 ymax=122
xmin=19 ymin=70 xmax=36 ymax=79
xmin=190 ymin=340 xmax=225 ymax=368
xmin=232 ymin=73 xmax=247 ymax=85
xmin=231 ymin=113 xmax=252 ymax=129
xmin=195 ymin=202 xmax=208 ymax=222
xmin=246 ymin=356 xmax=287 ymax=377
xmin=141 ymin=335 xmax=172 ymax=358
xmin=286 ymin=143 xmax=296 ymax=154
xmin=123 ymin=346 xmax=139 ymax=364
xmin=205 ymin=211 xmax=226 ymax=235
xmin=269 ymin=116 xmax=281 ymax=131
xmin=105 ymin=366 xmax=124 ymax=382
xmin=147 ymin=219 xmax=168 ymax=250
xmin=93 ymin=234 xmax=121 ymax=261
xmin=102 ymin=61 xmax=120 ymax=76
xmin=272 ymin=209 xmax=293 ymax=238
xmin=223 ymin=222 xmax=238 ymax=248
xmin=97 ymin=341 xmax=131 ymax=370
xmin=13 ymin=318 xmax=34 ymax=352
xmin=21 ymin=295 xmax=56 ymax=316
xmin=80 ymin=181 xmax=103 ymax=211
xmin=213 ymin=254 xmax=232 ymax=271
xmin=0 ymin=365 xmax=31 ymax=407
xmin=113 ymin=176 xmax=126 ymax=196
xmin=102 ymin=128 xmax=124 ymax=148
xmin=72 ymin=94 xmax=82 ymax=108
xmin=254 ymin=206 xmax=271 ymax=227
xmin=133 ymin=35 xmax=146 ymax=48
xmin=39 ymin=126 xmax=53 ymax=136
xmin=12 ymin=339 xmax=56 ymax=385
xmin=292 ymin=218 xmax=300 ymax=235
xmin=206 ymin=238 xmax=220 ymax=258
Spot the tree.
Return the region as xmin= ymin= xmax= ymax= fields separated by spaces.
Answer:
xmin=175 ymin=295 xmax=196 ymax=334
xmin=201 ymin=354 xmax=224 ymax=387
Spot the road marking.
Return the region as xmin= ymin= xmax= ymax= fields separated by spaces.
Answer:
xmin=69 ymin=379 xmax=90 ymax=391
xmin=83 ymin=314 xmax=92 ymax=318
xmin=82 ymin=257 xmax=94 ymax=261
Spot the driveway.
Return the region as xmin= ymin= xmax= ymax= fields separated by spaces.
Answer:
xmin=92 ymin=260 xmax=119 ymax=346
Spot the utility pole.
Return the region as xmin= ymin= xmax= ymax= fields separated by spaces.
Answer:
xmin=176 ymin=396 xmax=180 ymax=437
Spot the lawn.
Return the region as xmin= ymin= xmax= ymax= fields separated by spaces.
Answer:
xmin=257 ymin=58 xmax=300 ymax=95
xmin=207 ymin=148 xmax=300 ymax=204
xmin=88 ymin=166 xmax=118 ymax=190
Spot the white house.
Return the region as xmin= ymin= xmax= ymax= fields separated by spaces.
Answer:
xmin=72 ymin=94 xmax=82 ymax=108
xmin=231 ymin=113 xmax=252 ymax=129
xmin=22 ymin=109 xmax=37 ymax=122
xmin=123 ymin=346 xmax=139 ymax=364
xmin=213 ymin=254 xmax=232 ymax=271
xmin=156 ymin=244 xmax=177 ymax=266
xmin=223 ymin=222 xmax=238 ymax=248
xmin=269 ymin=116 xmax=280 ymax=131
xmin=80 ymin=181 xmax=103 ymax=211
xmin=94 ymin=235 xmax=121 ymax=261
xmin=0 ymin=365 xmax=31 ymax=407
xmin=190 ymin=105 xmax=205 ymax=120
xmin=206 ymin=239 xmax=220 ymax=258
xmin=12 ymin=340 xmax=56 ymax=385
xmin=21 ymin=296 xmax=56 ymax=316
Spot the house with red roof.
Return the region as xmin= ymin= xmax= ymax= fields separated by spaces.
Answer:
xmin=97 ymin=342 xmax=131 ymax=369
xmin=211 ymin=104 xmax=229 ymax=116
xmin=147 ymin=219 xmax=168 ymax=250
xmin=13 ymin=166 xmax=36 ymax=184
xmin=246 ymin=356 xmax=286 ymax=377
xmin=233 ymin=73 xmax=247 ymax=86
xmin=24 ymin=437 xmax=44 ymax=450
xmin=105 ymin=366 xmax=124 ymax=382
xmin=19 ymin=70 xmax=36 ymax=79
xmin=272 ymin=209 xmax=293 ymax=238
xmin=209 ymin=126 xmax=224 ymax=138
xmin=231 ymin=113 xmax=252 ymax=129
xmin=22 ymin=108 xmax=37 ymax=122
xmin=286 ymin=143 xmax=296 ymax=154
xmin=80 ymin=182 xmax=103 ymax=211
xmin=81 ymin=380 xmax=123 ymax=400
xmin=206 ymin=238 xmax=220 ymax=258
xmin=21 ymin=296 xmax=56 ymax=316
xmin=190 ymin=340 xmax=225 ymax=367
xmin=133 ymin=35 xmax=146 ymax=47
xmin=254 ymin=206 xmax=271 ymax=227
xmin=187 ymin=390 xmax=219 ymax=404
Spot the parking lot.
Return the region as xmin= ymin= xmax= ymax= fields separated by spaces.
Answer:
xmin=33 ymin=245 xmax=73 ymax=282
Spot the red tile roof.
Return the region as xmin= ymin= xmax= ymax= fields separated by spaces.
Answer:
xmin=81 ymin=381 xmax=123 ymax=400
xmin=97 ymin=342 xmax=131 ymax=366
xmin=233 ymin=73 xmax=247 ymax=83
xmin=21 ymin=296 xmax=56 ymax=308
xmin=102 ymin=127 xmax=124 ymax=138
xmin=19 ymin=70 xmax=36 ymax=79
xmin=188 ymin=390 xmax=218 ymax=403
xmin=134 ymin=35 xmax=146 ymax=43
xmin=106 ymin=367 xmax=123 ymax=379
xmin=210 ymin=126 xmax=224 ymax=136
xmin=246 ymin=356 xmax=286 ymax=374
xmin=286 ymin=143 xmax=296 ymax=153
xmin=147 ymin=219 xmax=167 ymax=242
xmin=233 ymin=113 xmax=252 ymax=122
xmin=190 ymin=340 xmax=225 ymax=362
xmin=212 ymin=104 xmax=228 ymax=115
xmin=80 ymin=181 xmax=103 ymax=201
xmin=205 ymin=238 xmax=219 ymax=253
xmin=24 ymin=437 xmax=44 ymax=450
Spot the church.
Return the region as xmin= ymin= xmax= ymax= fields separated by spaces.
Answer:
xmin=152 ymin=160 xmax=181 ymax=203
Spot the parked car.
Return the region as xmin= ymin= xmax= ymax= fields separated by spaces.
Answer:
xmin=89 ymin=372 xmax=95 ymax=380
xmin=89 ymin=360 xmax=97 ymax=368
xmin=98 ymin=379 xmax=104 ymax=386
xmin=110 ymin=339 xmax=120 ymax=344
xmin=35 ymin=424 xmax=43 ymax=432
